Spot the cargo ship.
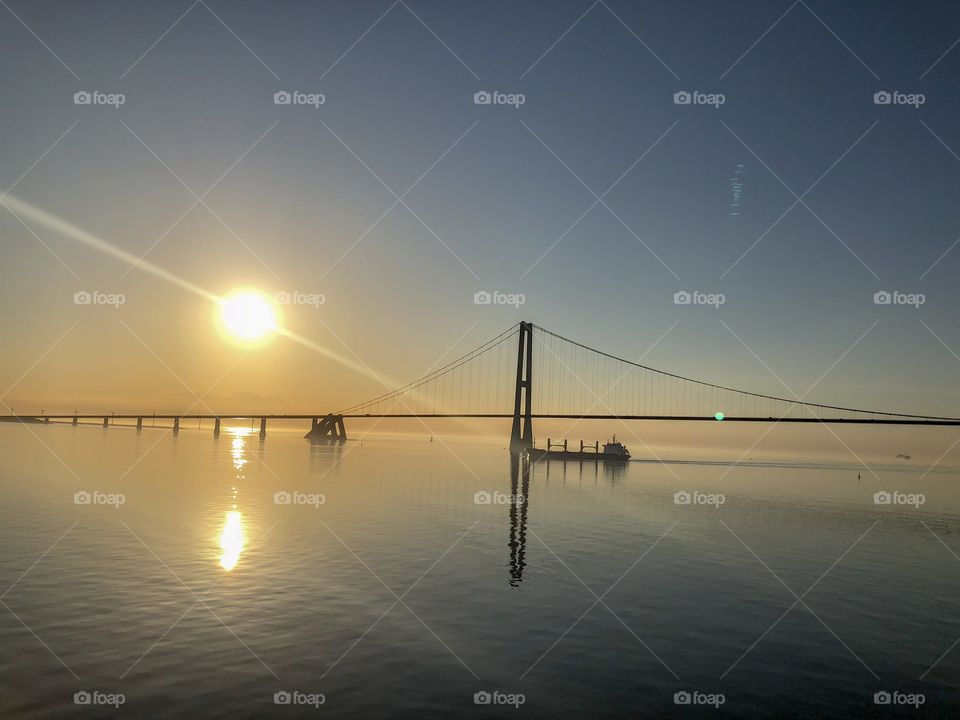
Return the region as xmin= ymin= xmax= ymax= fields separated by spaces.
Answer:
xmin=525 ymin=436 xmax=631 ymax=462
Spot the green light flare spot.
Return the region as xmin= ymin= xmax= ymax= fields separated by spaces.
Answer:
xmin=714 ymin=412 xmax=725 ymax=421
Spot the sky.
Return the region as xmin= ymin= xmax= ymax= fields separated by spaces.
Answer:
xmin=2 ymin=0 xmax=960 ymax=419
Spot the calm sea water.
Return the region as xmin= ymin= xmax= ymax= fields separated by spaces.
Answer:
xmin=1 ymin=422 xmax=959 ymax=718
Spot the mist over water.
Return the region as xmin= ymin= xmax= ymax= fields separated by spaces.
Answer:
xmin=1 ymin=422 xmax=959 ymax=718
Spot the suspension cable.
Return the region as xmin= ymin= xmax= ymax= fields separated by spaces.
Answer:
xmin=533 ymin=323 xmax=960 ymax=421
xmin=337 ymin=323 xmax=521 ymax=414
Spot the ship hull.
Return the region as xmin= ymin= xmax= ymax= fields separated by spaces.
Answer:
xmin=527 ymin=448 xmax=630 ymax=462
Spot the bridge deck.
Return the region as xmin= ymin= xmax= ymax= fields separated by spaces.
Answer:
xmin=3 ymin=414 xmax=960 ymax=426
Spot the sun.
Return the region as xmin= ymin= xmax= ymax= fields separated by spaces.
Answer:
xmin=218 ymin=289 xmax=278 ymax=344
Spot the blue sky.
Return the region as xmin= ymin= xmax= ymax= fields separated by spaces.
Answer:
xmin=1 ymin=0 xmax=960 ymax=416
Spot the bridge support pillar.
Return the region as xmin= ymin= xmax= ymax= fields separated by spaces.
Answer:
xmin=304 ymin=414 xmax=347 ymax=441
xmin=136 ymin=417 xmax=142 ymax=431
xmin=510 ymin=321 xmax=534 ymax=453
xmin=72 ymin=416 xmax=78 ymax=426
xmin=214 ymin=417 xmax=221 ymax=437
xmin=173 ymin=417 xmax=180 ymax=434
xmin=103 ymin=417 xmax=109 ymax=428
xmin=260 ymin=417 xmax=267 ymax=439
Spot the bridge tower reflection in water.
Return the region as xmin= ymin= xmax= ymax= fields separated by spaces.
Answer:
xmin=507 ymin=453 xmax=631 ymax=586
xmin=508 ymin=453 xmax=531 ymax=587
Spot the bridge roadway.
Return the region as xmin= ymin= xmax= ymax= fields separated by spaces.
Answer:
xmin=3 ymin=414 xmax=960 ymax=426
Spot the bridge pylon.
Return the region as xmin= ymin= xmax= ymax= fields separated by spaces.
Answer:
xmin=510 ymin=321 xmax=534 ymax=454
xmin=304 ymin=414 xmax=347 ymax=441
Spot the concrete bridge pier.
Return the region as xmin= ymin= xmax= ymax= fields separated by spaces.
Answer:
xmin=173 ymin=417 xmax=180 ymax=434
xmin=259 ymin=417 xmax=267 ymax=439
xmin=136 ymin=417 xmax=142 ymax=431
xmin=214 ymin=417 xmax=221 ymax=437
xmin=102 ymin=417 xmax=109 ymax=428
xmin=72 ymin=416 xmax=78 ymax=426
xmin=303 ymin=414 xmax=347 ymax=441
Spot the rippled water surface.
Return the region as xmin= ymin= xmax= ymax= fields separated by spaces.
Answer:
xmin=1 ymin=422 xmax=960 ymax=718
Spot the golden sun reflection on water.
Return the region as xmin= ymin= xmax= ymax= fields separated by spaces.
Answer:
xmin=231 ymin=436 xmax=248 ymax=471
xmin=218 ymin=510 xmax=245 ymax=571
xmin=218 ymin=426 xmax=252 ymax=571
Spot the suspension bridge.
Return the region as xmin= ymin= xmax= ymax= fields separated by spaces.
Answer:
xmin=5 ymin=321 xmax=959 ymax=446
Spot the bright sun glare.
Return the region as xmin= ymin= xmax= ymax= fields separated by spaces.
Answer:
xmin=218 ymin=510 xmax=245 ymax=571
xmin=218 ymin=289 xmax=278 ymax=343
